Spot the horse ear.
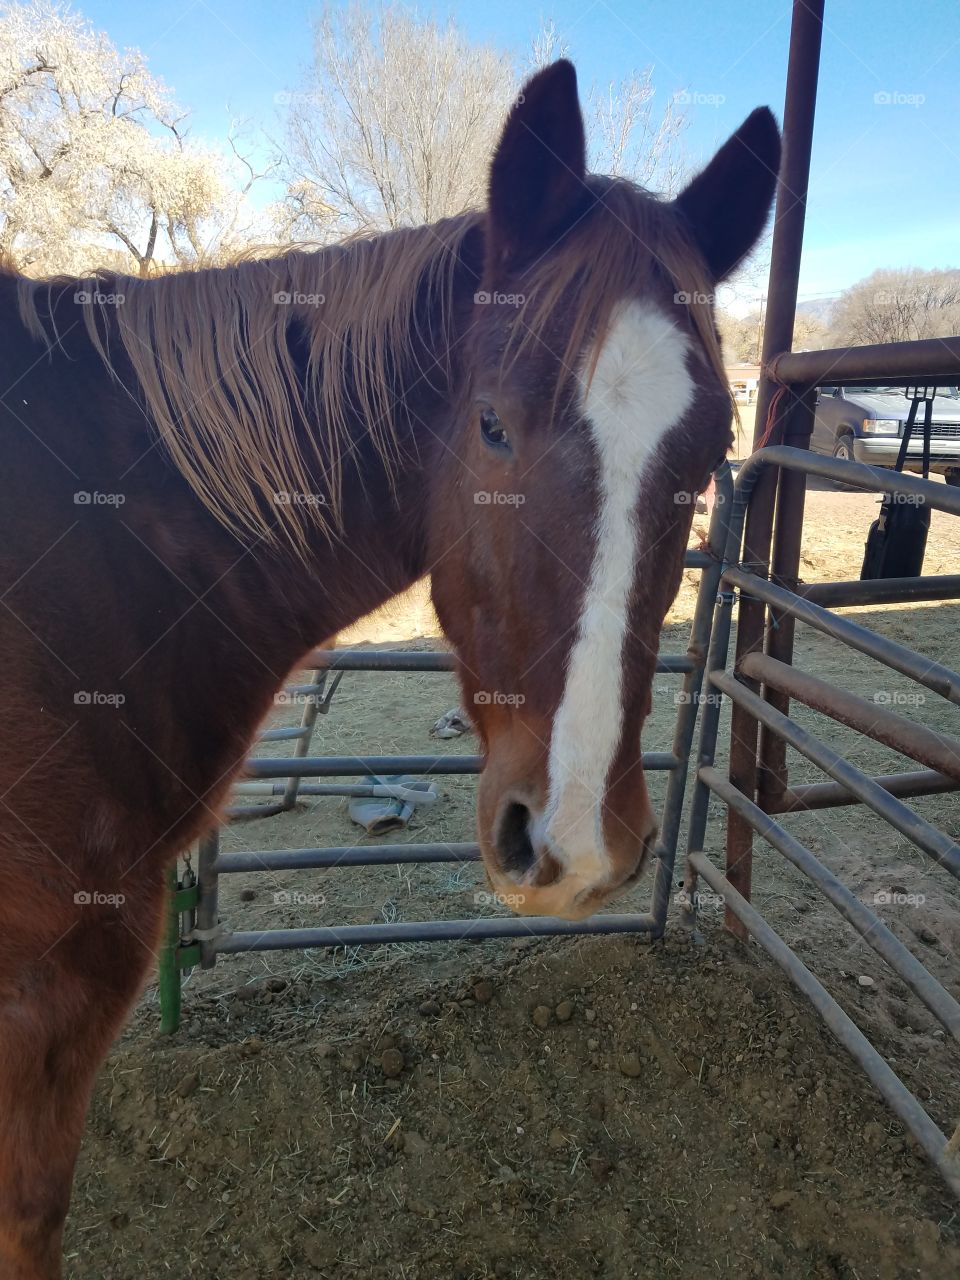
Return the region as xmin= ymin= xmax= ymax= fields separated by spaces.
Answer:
xmin=674 ymin=107 xmax=781 ymax=282
xmin=487 ymin=60 xmax=589 ymax=272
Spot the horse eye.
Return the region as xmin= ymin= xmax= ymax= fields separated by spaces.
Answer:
xmin=479 ymin=407 xmax=509 ymax=449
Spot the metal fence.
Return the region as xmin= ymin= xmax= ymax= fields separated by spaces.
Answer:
xmin=157 ymin=466 xmax=732 ymax=1030
xmin=681 ymin=437 xmax=960 ymax=1200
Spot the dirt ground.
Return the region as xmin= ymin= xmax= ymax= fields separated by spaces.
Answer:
xmin=66 ymin=479 xmax=960 ymax=1279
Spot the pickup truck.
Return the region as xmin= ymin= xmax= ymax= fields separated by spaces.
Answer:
xmin=811 ymin=385 xmax=960 ymax=485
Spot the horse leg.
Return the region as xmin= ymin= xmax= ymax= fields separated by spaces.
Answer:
xmin=0 ymin=875 xmax=165 ymax=1279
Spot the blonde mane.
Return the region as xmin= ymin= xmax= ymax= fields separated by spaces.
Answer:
xmin=15 ymin=180 xmax=729 ymax=555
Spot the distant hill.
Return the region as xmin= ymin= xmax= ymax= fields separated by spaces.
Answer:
xmin=796 ymin=296 xmax=836 ymax=326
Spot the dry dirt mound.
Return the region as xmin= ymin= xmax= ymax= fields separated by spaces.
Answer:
xmin=69 ymin=929 xmax=958 ymax=1280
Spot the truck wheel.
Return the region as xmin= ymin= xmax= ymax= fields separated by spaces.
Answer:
xmin=833 ymin=434 xmax=855 ymax=463
xmin=831 ymin=434 xmax=856 ymax=489
xmin=945 ymin=471 xmax=960 ymax=488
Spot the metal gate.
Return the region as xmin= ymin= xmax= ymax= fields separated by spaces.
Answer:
xmin=158 ymin=466 xmax=732 ymax=1030
xmin=683 ymin=438 xmax=960 ymax=1201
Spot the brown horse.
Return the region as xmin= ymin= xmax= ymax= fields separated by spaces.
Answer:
xmin=0 ymin=61 xmax=779 ymax=1277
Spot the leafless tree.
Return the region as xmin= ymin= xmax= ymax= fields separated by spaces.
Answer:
xmin=278 ymin=4 xmax=689 ymax=238
xmin=0 ymin=1 xmax=270 ymax=275
xmin=830 ymin=267 xmax=960 ymax=346
xmin=280 ymin=3 xmax=515 ymax=237
xmin=717 ymin=306 xmax=828 ymax=364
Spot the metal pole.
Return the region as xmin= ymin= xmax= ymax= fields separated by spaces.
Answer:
xmin=757 ymin=388 xmax=817 ymax=811
xmin=195 ymin=830 xmax=221 ymax=970
xmin=725 ymin=0 xmax=825 ymax=936
xmin=771 ymin=769 xmax=957 ymax=812
xmin=650 ymin=463 xmax=734 ymax=928
xmin=158 ymin=861 xmax=181 ymax=1035
xmin=753 ymin=0 xmax=825 ymax=447
xmin=281 ymin=669 xmax=328 ymax=811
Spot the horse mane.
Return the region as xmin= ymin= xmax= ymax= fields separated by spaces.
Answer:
xmin=15 ymin=214 xmax=481 ymax=553
xmin=13 ymin=178 xmax=728 ymax=556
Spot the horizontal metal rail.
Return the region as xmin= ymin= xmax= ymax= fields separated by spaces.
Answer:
xmin=688 ymin=852 xmax=960 ymax=1200
xmin=698 ymin=768 xmax=960 ymax=1042
xmin=231 ymin=782 xmax=439 ymax=798
xmin=300 ymin=650 xmax=696 ymax=675
xmin=244 ymin=751 xmax=680 ymax=779
xmin=735 ymin=445 xmax=960 ymax=519
xmin=215 ymin=843 xmax=480 ymax=872
xmin=740 ymin=652 xmax=960 ymax=781
xmin=246 ymin=753 xmax=482 ymax=778
xmin=258 ymin=726 xmax=311 ymax=742
xmin=770 ymin=769 xmax=958 ymax=813
xmin=304 ymin=649 xmax=456 ymax=671
xmin=710 ymin=670 xmax=960 ymax=878
xmin=800 ymin=575 xmax=960 ymax=609
xmin=215 ymin=912 xmax=661 ymax=952
xmin=723 ymin=565 xmax=960 ymax=705
xmin=768 ymin=337 xmax=960 ymax=388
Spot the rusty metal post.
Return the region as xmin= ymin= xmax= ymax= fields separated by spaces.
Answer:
xmin=756 ymin=388 xmax=816 ymax=812
xmin=724 ymin=0 xmax=824 ymax=937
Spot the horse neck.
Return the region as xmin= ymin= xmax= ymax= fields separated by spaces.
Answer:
xmin=287 ymin=423 xmax=439 ymax=645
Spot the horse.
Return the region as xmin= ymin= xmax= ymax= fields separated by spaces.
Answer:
xmin=0 ymin=59 xmax=779 ymax=1277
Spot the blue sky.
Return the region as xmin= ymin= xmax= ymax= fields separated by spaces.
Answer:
xmin=80 ymin=0 xmax=960 ymax=302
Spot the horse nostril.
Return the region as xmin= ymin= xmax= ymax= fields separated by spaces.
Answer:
xmin=497 ymin=801 xmax=536 ymax=876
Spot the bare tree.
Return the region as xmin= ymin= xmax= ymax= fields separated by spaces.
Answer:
xmin=792 ymin=309 xmax=829 ymax=351
xmin=0 ymin=1 xmax=264 ymax=275
xmin=717 ymin=309 xmax=763 ymax=364
xmin=280 ymin=4 xmax=515 ymax=236
xmin=279 ymin=5 xmax=688 ymax=238
xmin=830 ymin=267 xmax=960 ymax=346
xmin=717 ymin=306 xmax=827 ymax=364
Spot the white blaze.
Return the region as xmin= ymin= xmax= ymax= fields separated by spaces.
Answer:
xmin=541 ymin=299 xmax=694 ymax=886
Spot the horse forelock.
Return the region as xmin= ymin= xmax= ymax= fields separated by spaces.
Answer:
xmin=496 ymin=177 xmax=730 ymax=420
